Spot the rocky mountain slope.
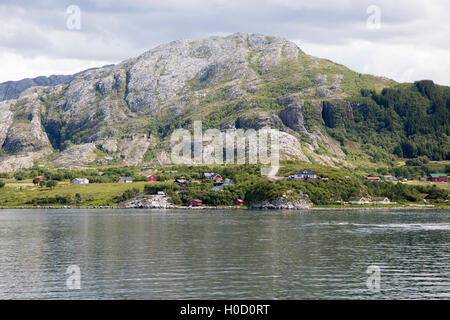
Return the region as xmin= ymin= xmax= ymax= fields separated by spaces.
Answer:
xmin=0 ymin=66 xmax=110 ymax=102
xmin=0 ymin=32 xmax=448 ymax=173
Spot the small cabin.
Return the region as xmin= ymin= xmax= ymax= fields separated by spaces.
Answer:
xmin=429 ymin=174 xmax=448 ymax=182
xmin=147 ymin=175 xmax=157 ymax=182
xmin=203 ymin=173 xmax=223 ymax=182
xmin=372 ymin=197 xmax=390 ymax=204
xmin=175 ymin=178 xmax=188 ymax=185
xmin=290 ymin=170 xmax=319 ymax=180
xmin=366 ymin=177 xmax=382 ymax=182
xmin=72 ymin=178 xmax=89 ymax=185
xmin=349 ymin=197 xmax=370 ymax=205
xmin=234 ymin=199 xmax=244 ymax=206
xmin=189 ymin=199 xmax=203 ymax=207
xmin=98 ymin=172 xmax=105 ymax=176
xmin=118 ymin=177 xmax=133 ymax=183
xmin=35 ymin=176 xmax=45 ymax=181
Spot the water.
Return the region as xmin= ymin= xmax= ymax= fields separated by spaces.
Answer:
xmin=0 ymin=208 xmax=449 ymax=299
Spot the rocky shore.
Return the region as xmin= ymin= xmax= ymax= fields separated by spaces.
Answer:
xmin=249 ymin=198 xmax=312 ymax=210
xmin=121 ymin=195 xmax=175 ymax=209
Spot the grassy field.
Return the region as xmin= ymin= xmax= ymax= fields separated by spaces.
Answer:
xmin=0 ymin=180 xmax=148 ymax=207
xmin=404 ymin=180 xmax=450 ymax=191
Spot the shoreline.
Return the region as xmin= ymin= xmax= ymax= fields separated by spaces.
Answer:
xmin=0 ymin=205 xmax=448 ymax=210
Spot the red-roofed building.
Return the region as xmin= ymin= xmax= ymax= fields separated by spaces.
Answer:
xmin=366 ymin=177 xmax=381 ymax=182
xmin=147 ymin=175 xmax=157 ymax=182
xmin=189 ymin=199 xmax=203 ymax=207
xmin=234 ymin=199 xmax=244 ymax=206
xmin=35 ymin=176 xmax=45 ymax=181
xmin=428 ymin=174 xmax=447 ymax=182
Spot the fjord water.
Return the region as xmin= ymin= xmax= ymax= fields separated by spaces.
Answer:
xmin=0 ymin=209 xmax=449 ymax=299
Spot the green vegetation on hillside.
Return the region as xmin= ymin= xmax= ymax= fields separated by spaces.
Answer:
xmin=0 ymin=162 xmax=448 ymax=208
xmin=326 ymin=80 xmax=449 ymax=162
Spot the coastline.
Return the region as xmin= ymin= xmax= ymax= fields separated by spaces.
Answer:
xmin=0 ymin=205 xmax=448 ymax=210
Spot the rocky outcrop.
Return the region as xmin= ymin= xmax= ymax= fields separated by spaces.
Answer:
xmin=250 ymin=197 xmax=312 ymax=210
xmin=51 ymin=143 xmax=97 ymax=168
xmin=121 ymin=195 xmax=174 ymax=209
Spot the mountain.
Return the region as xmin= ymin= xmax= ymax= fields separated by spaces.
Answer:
xmin=0 ymin=32 xmax=448 ymax=173
xmin=0 ymin=66 xmax=114 ymax=102
xmin=0 ymin=75 xmax=74 ymax=101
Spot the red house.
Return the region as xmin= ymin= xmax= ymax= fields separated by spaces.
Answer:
xmin=366 ymin=177 xmax=381 ymax=182
xmin=189 ymin=199 xmax=203 ymax=207
xmin=35 ymin=176 xmax=45 ymax=181
xmin=234 ymin=199 xmax=244 ymax=206
xmin=147 ymin=175 xmax=157 ymax=182
xmin=429 ymin=174 xmax=448 ymax=182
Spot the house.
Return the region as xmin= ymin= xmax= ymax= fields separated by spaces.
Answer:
xmin=147 ymin=175 xmax=157 ymax=182
xmin=35 ymin=176 xmax=45 ymax=181
xmin=203 ymin=173 xmax=223 ymax=182
xmin=348 ymin=197 xmax=371 ymax=205
xmin=175 ymin=178 xmax=188 ymax=185
xmin=189 ymin=199 xmax=203 ymax=207
xmin=289 ymin=170 xmax=319 ymax=180
xmin=98 ymin=172 xmax=105 ymax=176
xmin=234 ymin=199 xmax=244 ymax=206
xmin=428 ymin=174 xmax=448 ymax=182
xmin=157 ymin=191 xmax=165 ymax=196
xmin=118 ymin=177 xmax=133 ymax=183
xmin=140 ymin=167 xmax=153 ymax=172
xmin=366 ymin=177 xmax=382 ymax=182
xmin=371 ymin=197 xmax=390 ymax=204
xmin=72 ymin=178 xmax=89 ymax=184
xmin=384 ymin=175 xmax=398 ymax=181
xmin=210 ymin=186 xmax=224 ymax=192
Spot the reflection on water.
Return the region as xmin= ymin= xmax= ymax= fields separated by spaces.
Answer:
xmin=0 ymin=209 xmax=449 ymax=299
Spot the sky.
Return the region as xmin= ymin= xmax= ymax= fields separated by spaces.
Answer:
xmin=0 ymin=0 xmax=449 ymax=85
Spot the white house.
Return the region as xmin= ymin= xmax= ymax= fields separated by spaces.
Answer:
xmin=118 ymin=177 xmax=133 ymax=183
xmin=348 ymin=197 xmax=370 ymax=205
xmin=72 ymin=178 xmax=89 ymax=184
xmin=371 ymin=197 xmax=390 ymax=204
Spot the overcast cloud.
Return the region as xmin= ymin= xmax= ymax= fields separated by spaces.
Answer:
xmin=0 ymin=0 xmax=449 ymax=85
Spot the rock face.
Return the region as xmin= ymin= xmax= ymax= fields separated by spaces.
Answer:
xmin=121 ymin=195 xmax=174 ymax=209
xmin=0 ymin=75 xmax=74 ymax=101
xmin=0 ymin=32 xmax=393 ymax=172
xmin=250 ymin=198 xmax=312 ymax=210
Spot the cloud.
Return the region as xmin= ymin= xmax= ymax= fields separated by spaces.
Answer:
xmin=0 ymin=0 xmax=449 ymax=85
